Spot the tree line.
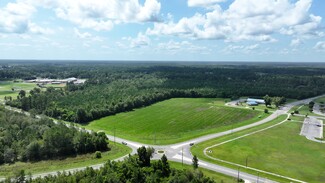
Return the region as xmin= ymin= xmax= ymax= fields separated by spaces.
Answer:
xmin=4 ymin=63 xmax=325 ymax=123
xmin=0 ymin=106 xmax=109 ymax=164
xmin=3 ymin=146 xmax=216 ymax=183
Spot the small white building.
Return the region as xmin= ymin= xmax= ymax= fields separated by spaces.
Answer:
xmin=246 ymin=98 xmax=265 ymax=106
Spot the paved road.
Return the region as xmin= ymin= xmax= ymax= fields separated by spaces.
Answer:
xmin=1 ymin=94 xmax=325 ymax=182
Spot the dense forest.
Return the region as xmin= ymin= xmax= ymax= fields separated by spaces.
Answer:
xmin=3 ymin=61 xmax=325 ymax=123
xmin=0 ymin=106 xmax=109 ymax=164
xmin=2 ymin=147 xmax=216 ymax=183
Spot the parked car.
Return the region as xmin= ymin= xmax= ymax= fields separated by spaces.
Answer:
xmin=189 ymin=143 xmax=194 ymax=146
xmin=122 ymin=141 xmax=127 ymax=145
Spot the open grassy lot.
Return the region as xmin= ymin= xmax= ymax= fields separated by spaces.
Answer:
xmin=85 ymin=98 xmax=269 ymax=145
xmin=193 ymin=115 xmax=325 ymax=183
xmin=0 ymin=142 xmax=131 ymax=177
xmin=0 ymin=81 xmax=38 ymax=100
xmin=169 ymin=161 xmax=237 ymax=183
xmin=290 ymin=104 xmax=324 ymax=117
xmin=314 ymin=96 xmax=325 ymax=104
xmin=44 ymin=83 xmax=66 ymax=88
xmin=236 ymin=102 xmax=276 ymax=112
xmin=236 ymin=98 xmax=297 ymax=112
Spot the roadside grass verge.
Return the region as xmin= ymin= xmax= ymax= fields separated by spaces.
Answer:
xmin=83 ymin=98 xmax=270 ymax=145
xmin=0 ymin=142 xmax=131 ymax=178
xmin=169 ymin=161 xmax=237 ymax=183
xmin=192 ymin=115 xmax=325 ymax=183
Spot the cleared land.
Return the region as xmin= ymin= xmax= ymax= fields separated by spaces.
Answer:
xmin=0 ymin=142 xmax=131 ymax=177
xmin=85 ymin=98 xmax=269 ymax=145
xmin=0 ymin=81 xmax=38 ymax=100
xmin=193 ymin=116 xmax=325 ymax=183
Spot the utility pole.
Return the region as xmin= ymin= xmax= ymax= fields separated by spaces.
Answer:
xmin=257 ymin=172 xmax=260 ymax=183
xmin=237 ymin=167 xmax=240 ymax=183
xmin=114 ymin=127 xmax=116 ymax=145
xmin=182 ymin=147 xmax=184 ymax=166
xmin=154 ymin=130 xmax=156 ymax=145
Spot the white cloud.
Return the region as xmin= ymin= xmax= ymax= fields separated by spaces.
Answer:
xmin=148 ymin=0 xmax=323 ymax=42
xmin=0 ymin=2 xmax=34 ymax=33
xmin=0 ymin=1 xmax=52 ymax=34
xmin=290 ymin=38 xmax=303 ymax=47
xmin=157 ymin=40 xmax=209 ymax=54
xmin=123 ymin=32 xmax=150 ymax=48
xmin=223 ymin=44 xmax=260 ymax=54
xmin=314 ymin=41 xmax=325 ymax=51
xmin=74 ymin=28 xmax=103 ymax=42
xmin=29 ymin=0 xmax=161 ymax=31
xmin=74 ymin=28 xmax=92 ymax=39
xmin=188 ymin=0 xmax=226 ymax=8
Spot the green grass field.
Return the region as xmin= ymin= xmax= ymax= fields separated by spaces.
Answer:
xmin=193 ymin=116 xmax=325 ymax=183
xmin=314 ymin=97 xmax=325 ymax=104
xmin=84 ymin=98 xmax=269 ymax=145
xmin=290 ymin=104 xmax=324 ymax=117
xmin=44 ymin=83 xmax=66 ymax=88
xmin=0 ymin=81 xmax=38 ymax=100
xmin=169 ymin=161 xmax=237 ymax=183
xmin=0 ymin=142 xmax=131 ymax=177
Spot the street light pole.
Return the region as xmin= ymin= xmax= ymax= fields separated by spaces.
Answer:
xmin=182 ymin=147 xmax=183 ymax=167
xmin=114 ymin=127 xmax=116 ymax=145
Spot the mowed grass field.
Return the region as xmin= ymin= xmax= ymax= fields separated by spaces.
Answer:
xmin=85 ymin=98 xmax=268 ymax=145
xmin=200 ymin=119 xmax=325 ymax=182
xmin=0 ymin=81 xmax=38 ymax=100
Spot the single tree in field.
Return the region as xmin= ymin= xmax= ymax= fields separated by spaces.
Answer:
xmin=18 ymin=90 xmax=26 ymax=98
xmin=192 ymin=155 xmax=199 ymax=169
xmin=263 ymin=95 xmax=272 ymax=107
xmin=272 ymin=97 xmax=282 ymax=108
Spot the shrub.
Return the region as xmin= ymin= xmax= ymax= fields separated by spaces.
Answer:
xmin=94 ymin=151 xmax=101 ymax=159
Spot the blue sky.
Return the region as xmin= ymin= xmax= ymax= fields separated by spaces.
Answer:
xmin=0 ymin=0 xmax=325 ymax=62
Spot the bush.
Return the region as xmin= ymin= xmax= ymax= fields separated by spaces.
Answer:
xmin=94 ymin=151 xmax=101 ymax=159
xmin=264 ymin=109 xmax=268 ymax=113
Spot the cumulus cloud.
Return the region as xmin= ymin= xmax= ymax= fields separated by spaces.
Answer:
xmin=28 ymin=0 xmax=161 ymax=31
xmin=147 ymin=0 xmax=323 ymax=42
xmin=128 ymin=33 xmax=151 ymax=48
xmin=223 ymin=44 xmax=260 ymax=54
xmin=314 ymin=41 xmax=325 ymax=51
xmin=188 ymin=0 xmax=226 ymax=8
xmin=0 ymin=1 xmax=52 ymax=34
xmin=74 ymin=28 xmax=92 ymax=39
xmin=158 ymin=40 xmax=209 ymax=54
xmin=290 ymin=38 xmax=303 ymax=47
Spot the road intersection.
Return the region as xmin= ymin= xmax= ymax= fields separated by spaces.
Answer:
xmin=1 ymin=94 xmax=325 ymax=182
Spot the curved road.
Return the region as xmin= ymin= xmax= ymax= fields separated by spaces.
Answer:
xmin=1 ymin=94 xmax=324 ymax=182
